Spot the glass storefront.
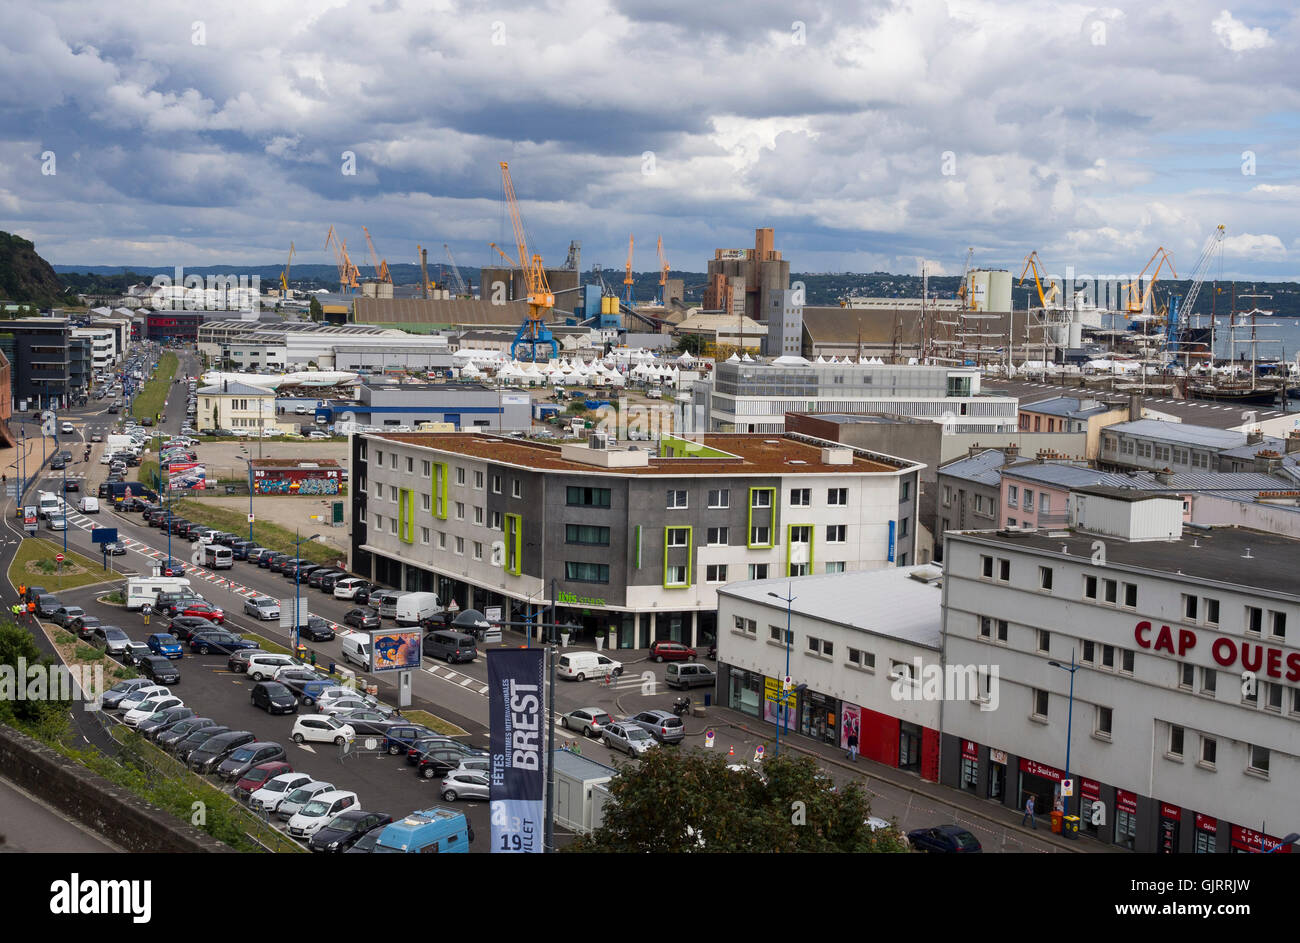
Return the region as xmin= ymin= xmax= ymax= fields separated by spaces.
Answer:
xmin=898 ymin=722 xmax=922 ymax=772
xmin=728 ymin=667 xmax=763 ymax=718
xmin=799 ymin=691 xmax=836 ymax=745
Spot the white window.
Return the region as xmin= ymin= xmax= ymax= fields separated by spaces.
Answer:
xmin=473 ymin=542 xmax=483 ymax=561
xmin=705 ymin=564 xmax=728 ymax=583
xmin=455 ymin=467 xmax=465 ymax=485
xmin=706 ymin=527 xmax=729 ymax=546
xmin=828 ymin=488 xmax=848 ymax=506
xmin=474 ymin=506 xmax=484 ymax=526
xmin=455 ymin=537 xmax=464 ymax=555
xmin=1023 ymin=489 xmax=1034 ymax=512
xmin=474 ymin=470 xmax=484 ymax=490
xmin=389 ymin=519 xmax=397 ymax=535
xmin=422 ymin=460 xmax=431 ymax=476
xmin=748 ymin=564 xmax=769 ymax=580
xmin=667 ymin=528 xmax=690 ymax=548
xmin=406 ymin=457 xmax=414 ymax=473
xmin=1007 ymin=485 xmax=1018 ymax=507
xmin=1040 ymin=494 xmax=1051 ymax=514
xmin=789 ymin=488 xmax=811 ymax=507
xmin=421 ymin=527 xmax=430 ymax=545
xmin=373 ymin=513 xmax=383 ymax=530
xmin=751 ymin=490 xmax=772 ymax=509
xmin=389 ymin=485 xmax=398 ymax=502
xmin=708 ymin=489 xmax=729 ymax=508
xmin=667 ymin=490 xmax=688 ymax=509
xmin=421 ymin=493 xmax=431 ymax=512
xmin=512 ymin=479 xmax=522 ymax=498
xmin=750 ymin=526 xmax=770 ymax=545
xmin=438 ymin=532 xmax=446 ymax=549
xmin=491 ymin=474 xmax=501 ymax=494
xmin=665 ymin=564 xmax=688 ymax=586
xmin=825 ymin=561 xmax=845 ymax=574
xmin=826 ymin=524 xmax=846 ymax=542
xmin=456 ymin=502 xmax=465 ymax=520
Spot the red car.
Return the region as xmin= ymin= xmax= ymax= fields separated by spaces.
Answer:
xmin=232 ymin=760 xmax=294 ymax=804
xmin=649 ymin=641 xmax=697 ymax=663
xmin=178 ymin=601 xmax=224 ymax=624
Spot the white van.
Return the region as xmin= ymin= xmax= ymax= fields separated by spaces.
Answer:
xmin=202 ymin=544 xmax=233 ymax=569
xmin=556 ymin=651 xmax=624 ymax=682
xmin=77 ymin=496 xmax=100 ymax=514
xmin=394 ymin=592 xmax=439 ymax=626
xmin=126 ymin=576 xmax=192 ymax=610
xmin=37 ymin=491 xmax=63 ymax=520
xmin=339 ymin=632 xmax=372 ymax=671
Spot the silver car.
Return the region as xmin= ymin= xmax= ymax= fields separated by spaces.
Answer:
xmin=244 ymin=596 xmax=281 ymax=621
xmin=560 ymin=707 xmax=613 ymax=738
xmin=602 ymin=721 xmax=657 ymax=756
xmin=275 ymin=780 xmax=335 ymax=821
xmin=440 ymin=770 xmax=490 ymax=802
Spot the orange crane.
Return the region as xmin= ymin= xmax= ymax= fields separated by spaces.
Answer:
xmin=1124 ymin=247 xmax=1177 ymax=314
xmin=279 ymin=241 xmax=295 ymax=296
xmin=621 ymin=234 xmax=636 ymax=307
xmin=325 ymin=226 xmax=360 ymax=294
xmin=656 ymin=236 xmax=670 ymax=305
xmin=362 ymin=226 xmax=391 ymax=284
xmin=489 ymin=161 xmax=556 ymax=360
xmin=1018 ymin=251 xmax=1060 ymax=308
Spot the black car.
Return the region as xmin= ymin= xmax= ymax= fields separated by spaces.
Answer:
xmin=137 ymin=706 xmax=195 ymax=739
xmin=50 ymin=457 xmax=66 ymax=470
xmin=317 ymin=571 xmax=348 ymax=592
xmin=103 ymin=540 xmax=126 ymax=555
xmin=300 ymin=616 xmax=335 ymax=642
xmin=216 ymin=742 xmax=287 ymax=782
xmin=344 ymin=608 xmax=379 ymax=630
xmin=174 ymin=725 xmax=232 ymax=762
xmin=906 ymin=825 xmax=982 ymax=853
xmin=63 ymin=479 xmax=80 ymax=492
xmin=139 ymin=655 xmax=182 ymax=685
xmin=275 ymin=669 xmax=330 ymax=698
xmin=142 ymin=417 xmax=154 ymax=427
xmin=98 ymin=482 xmax=112 ymax=498
xmin=306 ymin=568 xmax=338 ymax=589
xmin=260 ymin=552 xmax=288 ymax=570
xmin=308 ymin=811 xmax=394 ymax=853
xmin=188 ymin=730 xmax=256 ymax=773
xmin=230 ymin=540 xmax=255 ymax=560
xmin=226 ymin=648 xmax=268 ymax=673
xmin=417 ymin=745 xmax=480 ymax=780
xmin=250 ymin=682 xmax=298 ymax=715
xmin=190 ymin=629 xmax=257 ymax=655
xmin=70 ymin=615 xmax=103 ymax=641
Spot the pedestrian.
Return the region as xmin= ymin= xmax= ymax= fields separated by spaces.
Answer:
xmin=1022 ymin=795 xmax=1037 ymax=829
xmin=845 ymin=729 xmax=859 ymax=762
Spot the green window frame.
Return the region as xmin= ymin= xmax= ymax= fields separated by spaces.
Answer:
xmin=663 ymin=525 xmax=693 ymax=588
xmin=432 ymin=462 xmax=449 ymax=520
xmin=747 ymin=487 xmax=775 ymax=548
xmin=398 ymin=488 xmax=415 ymax=544
xmin=786 ymin=523 xmax=814 ymax=576
xmin=504 ymin=513 xmax=522 ymax=576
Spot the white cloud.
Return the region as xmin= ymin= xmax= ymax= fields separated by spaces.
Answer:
xmin=1221 ymin=232 xmax=1286 ymax=258
xmin=1212 ymin=10 xmax=1274 ymax=51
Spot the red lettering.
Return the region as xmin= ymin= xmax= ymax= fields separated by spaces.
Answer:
xmin=1212 ymin=637 xmax=1237 ymax=667
xmin=1154 ymin=625 xmax=1175 ymax=654
xmin=1177 ymin=629 xmax=1195 ymax=655
xmin=1266 ymin=647 xmax=1283 ymax=679
xmin=1242 ymin=643 xmax=1263 ymax=673
xmin=1135 ymin=621 xmax=1153 ymax=649
xmin=1287 ymin=653 xmax=1300 ymax=683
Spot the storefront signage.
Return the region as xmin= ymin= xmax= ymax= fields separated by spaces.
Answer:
xmin=1115 ymin=789 xmax=1138 ymax=814
xmin=557 ymin=590 xmax=605 ymax=607
xmin=1081 ymin=779 xmax=1100 ymax=800
xmin=1195 ymin=813 xmax=1217 ymax=834
xmin=1160 ymin=803 xmax=1181 ymax=821
xmin=1230 ymin=825 xmax=1292 ymax=854
xmin=1134 ymin=621 xmax=1300 ymax=680
xmin=961 ymin=740 xmax=979 ymax=760
xmin=1019 ymin=758 xmax=1064 ymax=782
xmin=763 ymin=677 xmax=798 ymax=726
xmin=989 ymin=749 xmax=1007 ymax=765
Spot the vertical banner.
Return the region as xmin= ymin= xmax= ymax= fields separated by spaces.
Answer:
xmin=489 ymin=648 xmax=546 ymax=853
xmin=840 ymin=703 xmax=861 ymax=751
xmin=887 ymin=520 xmax=896 ymax=562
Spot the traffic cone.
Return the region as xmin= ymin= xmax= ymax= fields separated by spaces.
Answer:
xmin=728 ymin=745 xmax=734 ymax=757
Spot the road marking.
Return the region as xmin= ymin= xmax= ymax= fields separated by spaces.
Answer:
xmin=296 ymin=744 xmax=317 ymax=753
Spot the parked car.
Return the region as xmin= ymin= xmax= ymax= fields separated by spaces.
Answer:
xmin=50 ymin=606 xmax=86 ymax=629
xmin=648 ymin=641 xmax=697 ymax=663
xmin=300 ymin=615 xmax=335 ymax=642
xmin=560 ymin=707 xmax=613 ymax=738
xmin=160 ymin=558 xmax=186 ymax=577
xmin=245 ymin=653 xmax=303 ymax=681
xmin=290 ymin=714 xmax=355 ymax=745
xmin=169 ymin=616 xmax=219 ymax=643
xmin=406 ymin=737 xmax=482 ymax=766
xmin=137 ymin=706 xmax=195 ymax=740
xmin=332 ymin=708 xmax=396 ymax=736
xmin=906 ymin=825 xmax=982 ymax=853
xmin=625 ymin=709 xmax=685 ymax=745
xmin=173 ymin=725 xmax=232 ymax=762
xmin=175 ymin=601 xmax=223 ymax=624
xmin=308 ymin=811 xmax=393 ymax=853
xmin=232 ymin=760 xmax=295 ymax=804
xmin=439 ymin=770 xmax=490 ymax=802
xmin=69 ymin=614 xmax=103 ymax=641
xmin=113 ymin=685 xmax=172 ymax=715
xmin=189 ymin=628 xmax=257 ymax=655
xmin=275 ymin=780 xmax=336 ymax=821
xmin=123 ymin=694 xmax=184 ymax=727
xmin=382 ymin=724 xmax=440 ymax=756
xmin=122 ymin=641 xmax=152 ymax=666
xmin=602 ymin=721 xmax=657 ymax=756
xmin=243 ymin=596 xmax=280 ymax=621
xmin=343 ymin=608 xmax=379 ymax=630
xmin=188 ymin=730 xmax=257 ymax=774
xmin=103 ymin=540 xmax=126 ymax=555
xmin=216 ymin=742 xmax=288 ymax=782
xmin=277 ymin=676 xmax=335 ymax=706
xmin=146 ymin=632 xmax=184 ymax=659
xmin=138 ymin=656 xmax=182 ymax=686
xmin=91 ymin=626 xmax=132 ymax=656
xmin=100 ymin=678 xmax=156 ymax=711
xmin=287 ymin=790 xmax=360 ymax=840
xmin=333 ymin=578 xmax=372 ymax=600
xmin=665 ymin=662 xmax=717 ymax=690
xmin=250 ymin=681 xmax=299 ymax=715
xmin=248 ymin=772 xmax=313 ymax=813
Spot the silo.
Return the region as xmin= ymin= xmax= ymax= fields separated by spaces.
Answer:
xmin=972 ymin=269 xmax=1012 ymax=312
xmin=1068 ymin=317 xmax=1083 ymax=348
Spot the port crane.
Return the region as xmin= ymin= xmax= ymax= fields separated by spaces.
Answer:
xmin=444 ymin=244 xmax=469 ymax=297
xmin=489 ymin=161 xmax=557 ymax=361
xmin=279 ymin=242 xmax=295 ymax=296
xmin=325 ymin=226 xmax=360 ymax=295
xmin=622 ymin=234 xmax=636 ymax=307
xmin=656 ymin=236 xmax=670 ymax=305
xmin=362 ymin=226 xmax=391 ymax=284
xmin=1124 ymin=247 xmax=1177 ymax=314
xmin=1017 ymin=251 xmax=1060 ymax=307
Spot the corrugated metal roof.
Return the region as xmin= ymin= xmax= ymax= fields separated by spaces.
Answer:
xmin=1020 ymin=395 xmax=1119 ymax=419
xmin=1107 ymin=419 xmax=1245 ymax=448
xmin=719 ymin=566 xmax=943 ymax=648
xmin=353 ymin=297 xmax=532 ymax=327
xmin=938 ymin=450 xmax=1009 ymax=485
xmin=1003 ymin=461 xmax=1154 ymax=489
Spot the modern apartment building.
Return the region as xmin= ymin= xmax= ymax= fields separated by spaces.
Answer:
xmin=349 ymin=431 xmax=923 ymax=649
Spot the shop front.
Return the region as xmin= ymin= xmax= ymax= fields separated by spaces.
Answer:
xmin=1017 ymin=758 xmax=1065 ymax=822
xmin=1114 ymin=789 xmax=1138 ymax=850
xmin=987 ymin=749 xmax=1007 ymax=802
xmin=727 ymin=666 xmax=764 ymax=719
xmin=898 ymin=721 xmax=923 ymax=773
xmin=1194 ymin=814 xmax=1217 ymax=854
xmin=1158 ymin=802 xmax=1181 ymax=854
xmin=762 ymin=676 xmax=799 ymax=732
xmin=1079 ymin=779 xmax=1103 ymax=839
xmin=1230 ymin=825 xmax=1293 ymax=854
xmin=958 ymin=740 xmax=979 ymax=794
xmin=798 ymin=690 xmax=837 ymax=746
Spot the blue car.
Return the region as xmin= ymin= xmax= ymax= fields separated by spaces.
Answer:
xmin=382 ymin=724 xmax=441 ymax=756
xmin=147 ymin=632 xmax=184 ymax=659
xmin=189 ymin=629 xmax=259 ymax=655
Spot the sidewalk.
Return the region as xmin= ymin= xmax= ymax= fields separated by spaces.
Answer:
xmin=700 ymin=704 xmax=1124 ymax=853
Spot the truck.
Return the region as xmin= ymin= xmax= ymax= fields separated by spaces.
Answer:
xmin=394 ymin=592 xmax=440 ymax=627
xmin=126 ymin=576 xmax=192 ymax=610
xmin=36 ymin=491 xmax=64 ymax=520
xmin=106 ymin=434 xmax=141 ymax=457
xmin=372 ymin=807 xmax=472 ymax=853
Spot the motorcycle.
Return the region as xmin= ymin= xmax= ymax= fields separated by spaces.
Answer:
xmin=706 ymin=644 xmax=717 ymax=660
xmin=672 ymin=696 xmax=691 ymax=717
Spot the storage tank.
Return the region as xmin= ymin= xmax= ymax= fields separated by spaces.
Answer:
xmin=1068 ymin=318 xmax=1083 ymax=348
xmin=967 ymin=269 xmax=1012 ymax=312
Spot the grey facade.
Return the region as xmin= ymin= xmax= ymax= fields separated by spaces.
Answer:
xmin=762 ymin=289 xmax=803 ymax=357
xmin=0 ymin=317 xmax=72 ymax=408
xmin=322 ymin=383 xmax=532 ymax=431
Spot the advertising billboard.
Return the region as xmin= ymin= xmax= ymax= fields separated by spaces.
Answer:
xmin=488 ymin=648 xmax=545 ymax=854
xmin=367 ymin=629 xmax=422 ymax=672
xmin=168 ymin=462 xmax=207 ymax=491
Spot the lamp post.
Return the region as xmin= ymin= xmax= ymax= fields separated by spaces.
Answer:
xmin=1048 ymin=649 xmax=1079 ymax=821
xmin=292 ymin=530 xmax=321 ymax=654
xmin=240 ymin=451 xmax=253 ymax=542
xmin=767 ymin=586 xmax=796 ymax=758
xmin=1264 ymin=833 xmax=1300 ymax=854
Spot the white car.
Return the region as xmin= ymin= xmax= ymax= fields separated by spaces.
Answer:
xmin=333 ymin=578 xmax=368 ymax=600
xmin=315 ymin=686 xmax=379 ymax=714
xmin=99 ymin=453 xmax=112 ymax=465
xmin=318 ymin=696 xmax=377 ymax=717
xmin=290 ymin=714 xmax=356 ymax=745
xmin=308 ymin=431 xmax=329 ymax=440
xmin=243 ymin=596 xmax=281 ymax=621
xmin=61 ymin=421 xmax=75 ymax=434
xmin=248 ymin=772 xmax=313 ymax=813
xmin=245 ymin=653 xmax=303 ymax=681
xmin=286 ymin=789 xmax=360 ymax=839
xmin=115 ymin=685 xmax=171 ymax=713
xmin=123 ymin=695 xmax=183 ymax=726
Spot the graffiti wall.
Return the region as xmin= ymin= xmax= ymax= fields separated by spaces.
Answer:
xmin=253 ymin=476 xmax=340 ymax=495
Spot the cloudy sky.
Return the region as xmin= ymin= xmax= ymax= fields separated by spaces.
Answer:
xmin=2 ymin=0 xmax=1297 ymax=282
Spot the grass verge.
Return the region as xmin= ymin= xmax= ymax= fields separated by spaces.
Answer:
xmin=9 ymin=538 xmax=116 ymax=592
xmin=130 ymin=352 xmax=178 ymax=421
xmin=240 ymin=632 xmax=292 ymax=656
xmin=169 ymin=499 xmax=342 ymax=567
xmin=402 ymin=709 xmax=468 ymax=738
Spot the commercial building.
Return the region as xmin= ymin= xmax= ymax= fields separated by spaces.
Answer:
xmin=195 ymin=380 xmax=284 ymax=433
xmin=0 ymin=317 xmax=72 ymax=409
xmin=762 ymin=288 xmax=803 ymax=358
xmin=716 ymin=566 xmax=944 ymax=775
xmin=145 ymin=310 xmax=204 ymax=342
xmin=1100 ymin=419 xmax=1300 ymax=482
xmin=1016 ymin=395 xmax=1130 ymax=459
xmin=350 ymin=431 xmax=923 ymax=648
xmin=940 ymin=495 xmax=1300 ymax=852
xmin=692 ymin=359 xmax=1019 ymax=436
xmin=317 ymin=383 xmax=532 ymax=432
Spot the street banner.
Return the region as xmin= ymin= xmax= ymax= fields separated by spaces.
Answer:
xmin=167 ymin=462 xmax=206 ymax=491
xmin=488 ymin=648 xmax=545 ymax=853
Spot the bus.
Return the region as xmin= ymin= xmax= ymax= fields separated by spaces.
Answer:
xmin=202 ymin=544 xmax=233 ymax=569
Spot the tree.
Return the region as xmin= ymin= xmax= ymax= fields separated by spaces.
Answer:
xmin=0 ymin=621 xmax=72 ymax=734
xmin=675 ymin=333 xmax=706 ymax=355
xmin=308 ymin=296 xmax=323 ymax=322
xmin=566 ymin=748 xmax=909 ymax=853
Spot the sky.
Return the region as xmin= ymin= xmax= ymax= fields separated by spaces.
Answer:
xmin=1 ymin=0 xmax=1298 ymax=283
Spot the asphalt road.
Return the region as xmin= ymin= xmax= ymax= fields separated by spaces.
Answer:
xmin=0 ymin=774 xmax=120 ymax=853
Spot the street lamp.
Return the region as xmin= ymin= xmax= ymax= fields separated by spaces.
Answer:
xmin=1264 ymin=833 xmax=1300 ymax=853
xmin=239 ymin=451 xmax=253 ymax=542
xmin=767 ymin=586 xmax=796 ymax=758
xmin=292 ymin=530 xmax=321 ymax=654
xmin=1048 ymin=650 xmax=1079 ymax=821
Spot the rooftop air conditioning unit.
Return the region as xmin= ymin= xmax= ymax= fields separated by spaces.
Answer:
xmin=589 ymin=431 xmax=610 ymax=450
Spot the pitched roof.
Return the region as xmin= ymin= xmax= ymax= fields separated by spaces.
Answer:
xmin=938 ymin=449 xmax=1010 ymax=486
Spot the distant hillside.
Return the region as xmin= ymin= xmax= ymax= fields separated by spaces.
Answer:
xmin=0 ymin=232 xmax=72 ymax=307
